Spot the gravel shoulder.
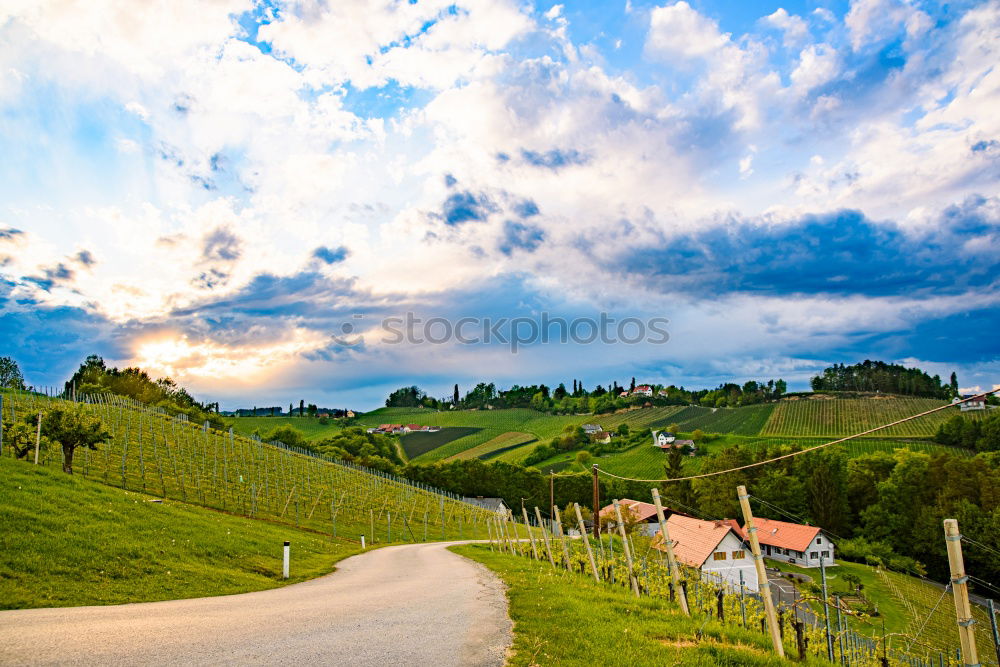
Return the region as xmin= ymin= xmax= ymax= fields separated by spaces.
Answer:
xmin=0 ymin=541 xmax=512 ymax=667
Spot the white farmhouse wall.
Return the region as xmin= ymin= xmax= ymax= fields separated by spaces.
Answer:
xmin=699 ymin=532 xmax=758 ymax=592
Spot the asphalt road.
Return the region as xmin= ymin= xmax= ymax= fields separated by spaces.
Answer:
xmin=0 ymin=541 xmax=511 ymax=666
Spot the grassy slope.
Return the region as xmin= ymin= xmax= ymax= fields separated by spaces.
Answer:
xmin=0 ymin=457 xmax=363 ymax=609
xmin=453 ymin=544 xmax=827 ymax=667
xmin=230 ymin=415 xmax=343 ymax=441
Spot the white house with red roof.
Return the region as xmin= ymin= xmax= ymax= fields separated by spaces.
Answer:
xmin=631 ymin=385 xmax=653 ymax=397
xmin=740 ymin=517 xmax=835 ymax=568
xmin=597 ymin=499 xmax=681 ymax=536
xmin=654 ymin=515 xmax=758 ymax=592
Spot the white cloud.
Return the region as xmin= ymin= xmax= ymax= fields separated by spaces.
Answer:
xmin=790 ymin=43 xmax=840 ymax=94
xmin=762 ymin=8 xmax=810 ymax=47
xmin=647 ymin=2 xmax=730 ymax=59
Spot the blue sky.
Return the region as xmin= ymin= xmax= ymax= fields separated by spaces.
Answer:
xmin=0 ymin=0 xmax=998 ymax=409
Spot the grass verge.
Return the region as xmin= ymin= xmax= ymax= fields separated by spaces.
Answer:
xmin=452 ymin=544 xmax=829 ymax=666
xmin=0 ymin=457 xmax=365 ymax=609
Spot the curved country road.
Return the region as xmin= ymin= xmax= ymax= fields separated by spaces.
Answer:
xmin=0 ymin=541 xmax=511 ymax=666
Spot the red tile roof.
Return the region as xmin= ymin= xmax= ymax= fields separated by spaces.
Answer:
xmin=405 ymin=424 xmax=423 ymax=430
xmin=598 ymin=499 xmax=659 ymax=523
xmin=653 ymin=515 xmax=737 ymax=567
xmin=745 ymin=518 xmax=821 ymax=552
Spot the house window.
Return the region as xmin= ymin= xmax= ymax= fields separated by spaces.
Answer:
xmin=817 ymin=537 xmax=822 ymax=545
xmin=810 ymin=551 xmax=818 ymax=559
xmin=713 ymin=552 xmax=727 ymax=561
xmin=821 ymin=551 xmax=829 ymax=559
xmin=732 ymin=550 xmax=745 ymax=559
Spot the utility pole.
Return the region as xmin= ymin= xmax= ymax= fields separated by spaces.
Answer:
xmin=612 ymin=499 xmax=641 ymax=597
xmin=651 ymin=488 xmax=689 ymax=615
xmin=944 ymin=518 xmax=979 ymax=666
xmin=592 ymin=464 xmax=600 ymax=537
xmin=737 ymin=485 xmax=785 ymax=658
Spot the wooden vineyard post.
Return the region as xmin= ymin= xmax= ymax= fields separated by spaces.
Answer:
xmin=34 ymin=413 xmax=42 ymax=465
xmin=510 ymin=515 xmax=524 ymax=556
xmin=737 ymin=485 xmax=785 ymax=658
xmin=534 ymin=506 xmax=556 ymax=568
xmin=574 ymin=503 xmax=600 ymax=582
xmin=612 ymin=499 xmax=641 ymax=597
xmin=522 ymin=506 xmax=539 ymax=560
xmin=944 ymin=518 xmax=979 ymax=666
xmin=487 ymin=519 xmax=495 ymax=551
xmin=651 ymin=488 xmax=689 ymax=615
xmin=552 ymin=505 xmax=571 ymax=569
xmin=820 ymin=554 xmax=835 ymax=662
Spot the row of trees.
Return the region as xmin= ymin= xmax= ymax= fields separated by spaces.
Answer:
xmin=810 ymin=360 xmax=956 ymax=398
xmin=935 ymin=411 xmax=1000 ymax=451
xmin=63 ymin=355 xmax=227 ymax=429
xmin=385 ymin=375 xmax=788 ymax=414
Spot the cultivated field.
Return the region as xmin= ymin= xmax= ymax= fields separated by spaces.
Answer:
xmin=761 ymin=397 xmax=961 ymax=437
xmin=0 ymin=391 xmax=496 ymax=550
xmin=446 ymin=432 xmax=537 ymax=461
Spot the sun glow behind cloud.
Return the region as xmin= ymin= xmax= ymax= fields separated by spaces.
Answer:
xmin=132 ymin=329 xmax=328 ymax=387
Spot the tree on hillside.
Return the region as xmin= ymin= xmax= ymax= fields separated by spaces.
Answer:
xmin=299 ymin=399 xmax=305 ymax=416
xmin=264 ymin=425 xmax=308 ymax=449
xmin=307 ymin=403 xmax=318 ymax=418
xmin=630 ymin=377 xmax=636 ymax=392
xmin=950 ymin=372 xmax=959 ymax=396
xmin=386 ymin=386 xmax=426 ymax=408
xmin=453 ymin=384 xmax=460 ymax=405
xmin=575 ymin=450 xmax=592 ymax=467
xmin=0 ymin=356 xmax=26 ymax=390
xmin=3 ymin=414 xmax=49 ymax=460
xmin=289 ymin=403 xmax=293 ymax=416
xmin=805 ymin=449 xmax=850 ymax=537
xmin=39 ymin=406 xmax=110 ymax=474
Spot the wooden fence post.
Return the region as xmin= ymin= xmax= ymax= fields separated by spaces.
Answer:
xmin=552 ymin=505 xmax=571 ymax=569
xmin=34 ymin=412 xmax=42 ymax=465
xmin=574 ymin=503 xmax=600 ymax=582
xmin=612 ymin=499 xmax=641 ymax=597
xmin=533 ymin=506 xmax=556 ymax=568
xmin=737 ymin=485 xmax=785 ymax=658
xmin=522 ymin=506 xmax=539 ymax=560
xmin=651 ymin=488 xmax=689 ymax=615
xmin=944 ymin=518 xmax=979 ymax=666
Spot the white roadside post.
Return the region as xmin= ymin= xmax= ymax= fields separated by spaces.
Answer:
xmin=282 ymin=541 xmax=290 ymax=579
xmin=361 ymin=535 xmax=366 ymax=550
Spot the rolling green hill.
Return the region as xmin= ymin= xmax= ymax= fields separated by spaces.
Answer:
xmin=229 ymin=415 xmax=343 ymax=441
xmin=0 ymin=391 xmax=495 ymax=553
xmin=351 ymin=396 xmax=975 ymax=468
xmin=0 ymin=456 xmax=362 ymax=609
